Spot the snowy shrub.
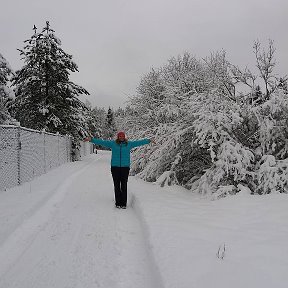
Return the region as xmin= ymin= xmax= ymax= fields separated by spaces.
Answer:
xmin=217 ymin=141 xmax=255 ymax=181
xmin=155 ymin=170 xmax=179 ymax=187
xmin=174 ymin=139 xmax=211 ymax=189
xmin=256 ymin=155 xmax=288 ymax=194
xmin=212 ymin=185 xmax=238 ymax=200
xmin=253 ymin=90 xmax=288 ymax=158
xmin=131 ymin=124 xmax=183 ymax=182
xmin=118 ymin=45 xmax=288 ymax=197
xmin=190 ymin=88 xmax=256 ymax=195
xmin=197 ymin=140 xmax=255 ymax=196
xmin=248 ymin=89 xmax=288 ymax=194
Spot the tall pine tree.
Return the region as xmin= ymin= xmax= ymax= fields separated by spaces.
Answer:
xmin=90 ymin=106 xmax=107 ymax=138
xmin=106 ymin=107 xmax=117 ymax=138
xmin=11 ymin=22 xmax=89 ymax=139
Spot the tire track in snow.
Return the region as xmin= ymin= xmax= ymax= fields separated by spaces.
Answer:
xmin=130 ymin=193 xmax=165 ymax=288
xmin=113 ymin=199 xmax=164 ymax=288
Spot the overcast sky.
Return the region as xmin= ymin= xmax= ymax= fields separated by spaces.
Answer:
xmin=1 ymin=0 xmax=287 ymax=109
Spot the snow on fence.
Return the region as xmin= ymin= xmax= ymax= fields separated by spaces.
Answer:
xmin=0 ymin=125 xmax=92 ymax=191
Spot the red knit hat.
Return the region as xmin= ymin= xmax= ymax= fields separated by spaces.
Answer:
xmin=117 ymin=131 xmax=125 ymax=139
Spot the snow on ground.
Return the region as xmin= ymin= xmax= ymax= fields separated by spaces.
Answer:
xmin=0 ymin=151 xmax=288 ymax=288
xmin=0 ymin=153 xmax=160 ymax=288
xmin=131 ymin=180 xmax=288 ymax=288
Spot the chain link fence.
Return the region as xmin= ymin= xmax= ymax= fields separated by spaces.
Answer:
xmin=0 ymin=125 xmax=92 ymax=191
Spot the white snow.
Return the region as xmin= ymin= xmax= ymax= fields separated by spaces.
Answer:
xmin=0 ymin=151 xmax=288 ymax=288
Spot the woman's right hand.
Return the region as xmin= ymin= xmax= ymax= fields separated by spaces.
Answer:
xmin=83 ymin=136 xmax=92 ymax=142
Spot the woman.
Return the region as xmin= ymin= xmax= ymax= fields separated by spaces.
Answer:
xmin=85 ymin=132 xmax=152 ymax=209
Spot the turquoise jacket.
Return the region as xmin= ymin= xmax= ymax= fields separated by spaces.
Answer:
xmin=91 ymin=138 xmax=150 ymax=167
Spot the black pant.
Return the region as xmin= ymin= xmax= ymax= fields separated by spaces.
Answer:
xmin=111 ymin=167 xmax=130 ymax=207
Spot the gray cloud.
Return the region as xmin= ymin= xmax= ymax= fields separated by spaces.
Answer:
xmin=1 ymin=0 xmax=287 ymax=108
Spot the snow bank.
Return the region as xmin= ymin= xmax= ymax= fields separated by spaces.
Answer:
xmin=130 ymin=178 xmax=288 ymax=288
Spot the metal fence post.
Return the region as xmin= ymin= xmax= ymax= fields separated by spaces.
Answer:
xmin=17 ymin=126 xmax=21 ymax=185
xmin=43 ymin=131 xmax=46 ymax=173
xmin=57 ymin=133 xmax=60 ymax=166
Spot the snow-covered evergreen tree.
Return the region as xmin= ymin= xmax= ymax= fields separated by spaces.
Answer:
xmin=0 ymin=53 xmax=14 ymax=124
xmin=11 ymin=22 xmax=89 ymax=140
xmin=105 ymin=107 xmax=117 ymax=138
xmin=89 ymin=106 xmax=107 ymax=138
xmin=82 ymin=100 xmax=97 ymax=136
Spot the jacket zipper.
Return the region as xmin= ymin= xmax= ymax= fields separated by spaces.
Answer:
xmin=120 ymin=144 xmax=122 ymax=167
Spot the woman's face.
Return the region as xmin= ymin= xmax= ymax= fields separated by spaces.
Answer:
xmin=118 ymin=134 xmax=125 ymax=141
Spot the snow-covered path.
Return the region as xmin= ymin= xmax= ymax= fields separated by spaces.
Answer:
xmin=0 ymin=153 xmax=161 ymax=288
xmin=1 ymin=151 xmax=288 ymax=288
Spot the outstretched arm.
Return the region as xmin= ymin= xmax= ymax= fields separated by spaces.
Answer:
xmin=129 ymin=139 xmax=151 ymax=148
xmin=84 ymin=137 xmax=113 ymax=148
